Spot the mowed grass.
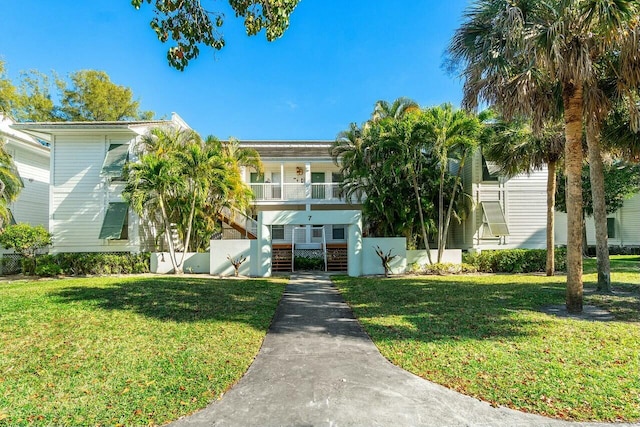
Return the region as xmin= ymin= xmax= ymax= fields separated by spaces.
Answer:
xmin=333 ymin=256 xmax=639 ymax=422
xmin=0 ymin=275 xmax=287 ymax=426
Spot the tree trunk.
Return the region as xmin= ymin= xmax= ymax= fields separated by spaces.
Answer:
xmin=563 ymin=82 xmax=584 ymax=313
xmin=441 ymin=154 xmax=467 ymax=263
xmin=437 ymin=168 xmax=445 ymax=263
xmin=159 ymin=198 xmax=182 ymax=275
xmin=586 ymin=129 xmax=612 ymax=292
xmin=546 ymin=160 xmax=556 ymax=276
xmin=411 ymin=171 xmax=433 ymax=264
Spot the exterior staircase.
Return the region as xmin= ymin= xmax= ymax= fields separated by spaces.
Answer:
xmin=218 ymin=206 xmax=258 ymax=239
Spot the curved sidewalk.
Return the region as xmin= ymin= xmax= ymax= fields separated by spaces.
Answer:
xmin=170 ymin=272 xmax=636 ymax=427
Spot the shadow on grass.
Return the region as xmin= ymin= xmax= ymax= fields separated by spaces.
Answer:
xmin=335 ymin=275 xmax=628 ymax=344
xmin=51 ymin=277 xmax=285 ymax=326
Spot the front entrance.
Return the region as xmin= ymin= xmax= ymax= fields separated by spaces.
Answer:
xmin=311 ymin=172 xmax=325 ymax=199
xmin=257 ymin=209 xmax=363 ymax=277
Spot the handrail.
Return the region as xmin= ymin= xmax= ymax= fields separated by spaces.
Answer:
xmin=219 ymin=206 xmax=258 ymax=238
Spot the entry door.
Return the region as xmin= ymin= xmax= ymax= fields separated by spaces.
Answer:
xmin=311 ymin=172 xmax=325 ymax=199
xmin=271 ymin=172 xmax=281 ymax=199
xmin=250 ymin=172 xmax=264 ymax=199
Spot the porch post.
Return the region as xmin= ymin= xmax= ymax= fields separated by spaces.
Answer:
xmin=347 ymin=213 xmax=363 ymax=277
xmin=256 ymin=212 xmax=272 ymax=277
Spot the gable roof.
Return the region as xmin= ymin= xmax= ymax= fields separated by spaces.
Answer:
xmin=238 ymin=140 xmax=333 ymax=160
xmin=10 ymin=113 xmax=189 ymax=143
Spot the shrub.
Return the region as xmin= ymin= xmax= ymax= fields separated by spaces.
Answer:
xmin=463 ymin=248 xmax=567 ymax=273
xmin=0 ymin=224 xmax=52 ymax=274
xmin=36 ymin=252 xmax=150 ymax=276
xmin=294 ymin=256 xmax=324 ymax=270
xmin=35 ymin=262 xmax=63 ymax=277
xmin=421 ymin=262 xmax=478 ymax=275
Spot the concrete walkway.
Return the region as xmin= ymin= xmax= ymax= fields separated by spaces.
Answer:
xmin=170 ymin=273 xmax=637 ymax=427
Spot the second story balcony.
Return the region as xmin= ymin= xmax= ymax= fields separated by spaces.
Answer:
xmin=249 ymin=182 xmax=344 ymax=202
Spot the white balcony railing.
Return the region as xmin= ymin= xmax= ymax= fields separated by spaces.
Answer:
xmin=250 ymin=183 xmax=344 ymax=201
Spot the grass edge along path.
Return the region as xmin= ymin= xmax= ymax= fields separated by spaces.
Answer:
xmin=0 ymin=275 xmax=287 ymax=426
xmin=333 ymin=258 xmax=639 ymax=422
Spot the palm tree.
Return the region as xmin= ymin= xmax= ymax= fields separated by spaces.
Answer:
xmin=123 ymin=152 xmax=184 ymax=272
xmin=420 ymin=104 xmax=482 ymax=263
xmin=482 ymin=115 xmax=565 ymax=275
xmin=371 ymin=97 xmax=419 ymax=122
xmin=449 ymin=0 xmax=640 ymax=313
xmin=0 ymin=138 xmax=22 ymax=229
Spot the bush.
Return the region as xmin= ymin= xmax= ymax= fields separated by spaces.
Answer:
xmin=0 ymin=224 xmax=52 ymax=274
xmin=33 ymin=252 xmax=150 ymax=276
xmin=294 ymin=256 xmax=324 ymax=270
xmin=35 ymin=262 xmax=63 ymax=277
xmin=420 ymin=262 xmax=478 ymax=275
xmin=463 ymin=248 xmax=567 ymax=273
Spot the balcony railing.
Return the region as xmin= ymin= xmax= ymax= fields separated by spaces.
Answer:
xmin=250 ymin=183 xmax=344 ymax=201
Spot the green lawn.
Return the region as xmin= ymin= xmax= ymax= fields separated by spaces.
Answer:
xmin=333 ymin=256 xmax=640 ymax=422
xmin=0 ymin=276 xmax=286 ymax=426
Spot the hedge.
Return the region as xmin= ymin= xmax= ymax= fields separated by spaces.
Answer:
xmin=33 ymin=252 xmax=151 ymax=276
xmin=462 ymin=248 xmax=567 ymax=273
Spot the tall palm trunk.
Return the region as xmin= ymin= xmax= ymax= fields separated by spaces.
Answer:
xmin=546 ymin=160 xmax=557 ymax=276
xmin=440 ymin=154 xmax=466 ymax=263
xmin=411 ymin=170 xmax=433 ymax=264
xmin=586 ymin=129 xmax=611 ymax=292
xmin=563 ymin=82 xmax=584 ymax=313
xmin=159 ymin=197 xmax=182 ymax=274
xmin=437 ymin=167 xmax=445 ymax=262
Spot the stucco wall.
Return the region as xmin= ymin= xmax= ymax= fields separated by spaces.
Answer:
xmin=362 ymin=237 xmax=406 ymax=275
xmin=210 ymin=240 xmax=258 ymax=276
xmin=407 ymin=249 xmax=462 ymax=266
xmin=151 ymin=252 xmax=210 ymax=274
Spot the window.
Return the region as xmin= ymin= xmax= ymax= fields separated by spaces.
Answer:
xmin=8 ymin=209 xmax=16 ymax=225
xmin=272 ymin=225 xmax=285 ymax=240
xmin=481 ymin=201 xmax=509 ymax=236
xmin=332 ymin=226 xmax=345 ymax=240
xmin=607 ymin=217 xmax=616 ymax=238
xmin=99 ymin=202 xmax=129 ymax=240
xmin=312 ymin=225 xmax=324 ymax=238
xmin=101 ymin=144 xmax=129 ymax=179
xmin=482 ymin=157 xmax=500 ymax=181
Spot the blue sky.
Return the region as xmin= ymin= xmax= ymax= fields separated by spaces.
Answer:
xmin=1 ymin=1 xmax=470 ymax=140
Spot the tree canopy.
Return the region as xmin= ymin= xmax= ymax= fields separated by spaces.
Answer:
xmin=0 ymin=62 xmax=153 ymax=122
xmin=556 ymin=161 xmax=640 ymax=217
xmin=132 ymin=0 xmax=300 ymax=70
xmin=331 ymin=99 xmax=482 ymax=260
xmin=123 ymin=127 xmax=261 ymax=273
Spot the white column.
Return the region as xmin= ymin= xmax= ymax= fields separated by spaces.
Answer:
xmin=280 ymin=162 xmax=285 ymax=200
xmin=304 ymin=162 xmax=311 ymax=199
xmin=347 ymin=216 xmax=363 ymax=277
xmin=256 ymin=211 xmax=272 ymax=277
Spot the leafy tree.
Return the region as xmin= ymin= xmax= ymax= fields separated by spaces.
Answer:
xmin=448 ymin=0 xmax=640 ymax=313
xmin=556 ymin=161 xmax=640 ymax=254
xmin=58 ymin=70 xmax=153 ymax=121
xmin=0 ymin=61 xmax=19 ymax=115
xmin=482 ymin=115 xmax=565 ymax=275
xmin=0 ymin=138 xmax=22 ymax=229
xmin=0 ymin=224 xmax=52 ymax=274
xmin=14 ymin=69 xmax=58 ymax=122
xmin=1 ymin=64 xmax=153 ymax=122
xmin=604 ymin=106 xmax=640 ymax=163
xmin=131 ymin=0 xmax=300 ymax=70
